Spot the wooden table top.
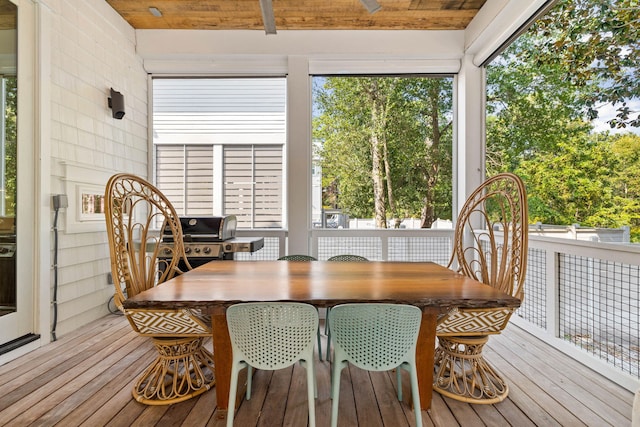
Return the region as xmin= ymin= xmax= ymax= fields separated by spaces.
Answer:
xmin=123 ymin=261 xmax=521 ymax=311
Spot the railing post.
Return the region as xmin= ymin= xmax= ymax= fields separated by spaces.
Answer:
xmin=547 ymin=248 xmax=559 ymax=338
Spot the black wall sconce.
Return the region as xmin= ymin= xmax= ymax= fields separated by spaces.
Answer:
xmin=108 ymin=88 xmax=125 ymax=119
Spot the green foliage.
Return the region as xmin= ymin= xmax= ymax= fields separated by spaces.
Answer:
xmin=488 ymin=0 xmax=640 ymax=241
xmin=313 ymin=76 xmax=453 ymax=226
xmin=529 ymin=0 xmax=640 ymax=129
xmin=3 ymin=77 xmax=16 ymax=215
xmin=517 ymin=132 xmax=640 ymax=234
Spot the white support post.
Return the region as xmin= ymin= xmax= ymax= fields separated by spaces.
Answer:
xmin=455 ymin=54 xmax=485 ymax=211
xmin=286 ymin=56 xmax=312 ymax=255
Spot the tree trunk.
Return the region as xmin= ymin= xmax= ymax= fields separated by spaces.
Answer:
xmin=367 ymin=80 xmax=388 ymax=229
xmin=420 ymin=83 xmax=450 ymax=228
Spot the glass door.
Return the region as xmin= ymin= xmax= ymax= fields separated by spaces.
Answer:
xmin=0 ymin=0 xmax=25 ymax=347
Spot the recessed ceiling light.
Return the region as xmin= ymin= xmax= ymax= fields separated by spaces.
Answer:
xmin=148 ymin=7 xmax=163 ymax=17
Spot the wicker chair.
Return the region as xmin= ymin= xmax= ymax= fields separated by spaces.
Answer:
xmin=226 ymin=303 xmax=318 ymax=427
xmin=104 ymin=173 xmax=215 ymax=405
xmin=433 ymin=172 xmax=528 ymax=404
xmin=329 ymin=303 xmax=423 ymax=427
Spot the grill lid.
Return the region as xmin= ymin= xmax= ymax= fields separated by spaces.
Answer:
xmin=162 ymin=215 xmax=237 ymax=242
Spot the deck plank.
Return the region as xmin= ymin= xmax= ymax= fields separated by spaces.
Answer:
xmin=488 ymin=332 xmax=626 ymax=427
xmin=502 ymin=325 xmax=633 ymax=417
xmin=0 ymin=314 xmax=634 ymax=427
xmin=256 ymin=365 xmax=292 ymax=426
xmin=349 ymin=366 xmax=384 ymax=427
xmin=35 ymin=342 xmax=155 ymax=426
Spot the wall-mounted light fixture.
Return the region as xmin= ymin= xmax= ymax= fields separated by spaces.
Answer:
xmin=108 ymin=88 xmax=125 ymax=119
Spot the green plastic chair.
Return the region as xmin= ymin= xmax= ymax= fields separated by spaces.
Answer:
xmin=327 ymin=254 xmax=368 ymax=262
xmin=226 ymin=302 xmax=319 ymax=427
xmin=325 ymin=255 xmax=369 ymax=360
xmin=278 ymin=254 xmax=323 ymax=360
xmin=278 ymin=254 xmax=318 ymax=261
xmin=329 ymin=303 xmax=423 ymax=427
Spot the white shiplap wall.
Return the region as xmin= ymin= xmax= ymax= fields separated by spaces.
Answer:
xmin=44 ymin=0 xmax=147 ymax=338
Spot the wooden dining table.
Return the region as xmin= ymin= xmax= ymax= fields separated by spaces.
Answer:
xmin=123 ymin=260 xmax=521 ymax=415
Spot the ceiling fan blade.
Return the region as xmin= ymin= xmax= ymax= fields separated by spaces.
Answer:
xmin=360 ymin=0 xmax=382 ymax=14
xmin=259 ymin=0 xmax=277 ymax=34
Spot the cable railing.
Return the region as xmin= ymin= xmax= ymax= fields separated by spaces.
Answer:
xmin=512 ymin=236 xmax=640 ymax=391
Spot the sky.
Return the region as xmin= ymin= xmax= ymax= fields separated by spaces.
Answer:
xmin=592 ymin=99 xmax=640 ymax=135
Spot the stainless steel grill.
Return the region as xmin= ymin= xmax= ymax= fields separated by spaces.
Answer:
xmin=160 ymin=216 xmax=264 ymax=267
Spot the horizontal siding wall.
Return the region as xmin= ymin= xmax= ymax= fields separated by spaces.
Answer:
xmin=153 ymin=78 xmax=285 ymax=227
xmin=153 ymin=78 xmax=286 ymax=144
xmin=47 ymin=0 xmax=148 ymax=338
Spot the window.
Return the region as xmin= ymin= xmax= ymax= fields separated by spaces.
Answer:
xmin=312 ymin=75 xmax=454 ymax=229
xmin=485 ymin=0 xmax=640 ymax=241
xmin=152 ymin=78 xmax=286 ymax=229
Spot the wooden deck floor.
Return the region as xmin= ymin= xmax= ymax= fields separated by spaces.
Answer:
xmin=0 ymin=314 xmax=634 ymax=427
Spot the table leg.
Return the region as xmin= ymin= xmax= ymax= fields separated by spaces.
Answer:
xmin=416 ymin=308 xmax=438 ymax=411
xmin=211 ymin=310 xmax=232 ymax=418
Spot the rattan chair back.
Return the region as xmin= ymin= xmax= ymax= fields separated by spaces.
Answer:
xmin=104 ymin=173 xmax=190 ymax=307
xmin=448 ymin=172 xmax=528 ymax=300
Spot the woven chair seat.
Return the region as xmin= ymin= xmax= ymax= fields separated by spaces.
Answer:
xmin=436 ymin=307 xmax=514 ymax=335
xmin=127 ymin=308 xmax=211 ymax=336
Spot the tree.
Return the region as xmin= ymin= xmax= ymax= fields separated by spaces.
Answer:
xmin=517 ymin=134 xmax=619 ymax=226
xmin=487 ymin=0 xmax=640 ymax=240
xmin=3 ymin=76 xmax=16 ymax=215
xmin=313 ymin=76 xmax=453 ymax=228
xmin=530 ymin=0 xmax=640 ymax=129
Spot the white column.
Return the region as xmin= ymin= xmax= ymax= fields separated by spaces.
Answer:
xmin=285 ymin=56 xmax=312 ymax=255
xmin=455 ymin=54 xmax=485 ymax=213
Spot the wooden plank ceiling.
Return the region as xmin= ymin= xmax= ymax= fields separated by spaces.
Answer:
xmin=0 ymin=1 xmax=16 ymax=30
xmin=105 ymin=0 xmax=487 ymax=31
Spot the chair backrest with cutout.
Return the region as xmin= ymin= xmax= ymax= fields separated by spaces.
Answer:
xmin=329 ymin=303 xmax=422 ymax=371
xmin=449 ymin=172 xmax=528 ymax=300
xmin=104 ymin=173 xmax=189 ymax=308
xmin=327 ymin=254 xmax=368 ymax=262
xmin=278 ymin=255 xmax=318 ymax=261
xmin=226 ymin=302 xmax=319 ymax=370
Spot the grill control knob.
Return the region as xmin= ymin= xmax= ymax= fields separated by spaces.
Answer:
xmin=194 ymin=247 xmax=201 ymax=253
xmin=184 ymin=247 xmax=191 ymax=254
xmin=164 ymin=248 xmax=172 ymax=255
xmin=225 ymin=244 xmax=232 ymax=251
xmin=203 ymin=247 xmax=211 ymax=254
